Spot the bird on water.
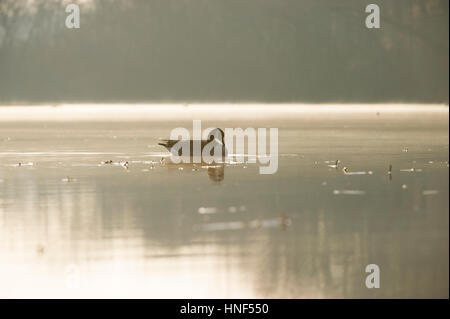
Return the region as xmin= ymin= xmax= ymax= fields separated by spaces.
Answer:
xmin=158 ymin=128 xmax=227 ymax=161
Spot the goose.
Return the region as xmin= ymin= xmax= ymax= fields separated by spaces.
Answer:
xmin=158 ymin=128 xmax=227 ymax=161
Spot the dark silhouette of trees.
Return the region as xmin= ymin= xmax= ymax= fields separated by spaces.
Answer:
xmin=0 ymin=0 xmax=448 ymax=104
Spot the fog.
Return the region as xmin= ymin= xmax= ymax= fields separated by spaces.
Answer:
xmin=0 ymin=0 xmax=448 ymax=104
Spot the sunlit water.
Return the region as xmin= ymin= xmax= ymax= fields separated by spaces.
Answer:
xmin=0 ymin=105 xmax=448 ymax=298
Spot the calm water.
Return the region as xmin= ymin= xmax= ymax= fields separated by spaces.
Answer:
xmin=0 ymin=106 xmax=448 ymax=298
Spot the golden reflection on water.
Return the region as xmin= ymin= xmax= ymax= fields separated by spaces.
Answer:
xmin=0 ymin=108 xmax=448 ymax=298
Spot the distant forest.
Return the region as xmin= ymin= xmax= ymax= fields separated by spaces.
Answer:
xmin=0 ymin=0 xmax=448 ymax=104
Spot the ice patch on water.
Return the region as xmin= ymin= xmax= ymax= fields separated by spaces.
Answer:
xmin=400 ymin=168 xmax=423 ymax=172
xmin=198 ymin=207 xmax=218 ymax=215
xmin=333 ymin=190 xmax=366 ymax=195
xmin=193 ymin=217 xmax=291 ymax=232
xmin=342 ymin=167 xmax=373 ymax=175
xmin=422 ymin=190 xmax=439 ymax=196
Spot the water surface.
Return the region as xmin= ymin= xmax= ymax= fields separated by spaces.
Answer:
xmin=0 ymin=105 xmax=448 ymax=298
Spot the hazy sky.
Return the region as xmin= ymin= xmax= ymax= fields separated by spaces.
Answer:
xmin=0 ymin=0 xmax=448 ymax=104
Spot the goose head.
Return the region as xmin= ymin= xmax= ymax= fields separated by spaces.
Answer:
xmin=207 ymin=128 xmax=225 ymax=145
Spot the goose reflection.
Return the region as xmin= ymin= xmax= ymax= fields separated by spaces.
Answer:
xmin=207 ymin=164 xmax=224 ymax=182
xmin=158 ymin=128 xmax=226 ymax=181
xmin=162 ymin=162 xmax=225 ymax=182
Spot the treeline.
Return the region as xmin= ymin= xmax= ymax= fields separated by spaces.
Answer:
xmin=0 ymin=0 xmax=448 ymax=104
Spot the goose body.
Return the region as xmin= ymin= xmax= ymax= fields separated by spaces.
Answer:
xmin=158 ymin=128 xmax=227 ymax=161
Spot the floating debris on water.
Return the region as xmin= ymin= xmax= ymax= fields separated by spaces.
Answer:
xmin=248 ymin=217 xmax=291 ymax=230
xmin=402 ymin=148 xmax=409 ymax=153
xmin=197 ymin=205 xmax=246 ymax=215
xmin=101 ymin=160 xmax=114 ymax=165
xmin=400 ymin=168 xmax=422 ymax=172
xmin=16 ymin=162 xmax=34 ymax=167
xmin=228 ymin=206 xmax=246 ymax=213
xmin=142 ymin=161 xmax=156 ymax=169
xmin=194 ymin=221 xmax=244 ymax=231
xmin=422 ymin=190 xmax=439 ymax=196
xmin=121 ymin=161 xmax=129 ymax=169
xmin=193 ymin=216 xmax=291 ymax=232
xmin=333 ymin=190 xmax=366 ymax=195
xmin=61 ymin=176 xmax=77 ymax=183
xmin=342 ymin=167 xmax=373 ymax=175
xmin=178 ymin=167 xmax=184 ymax=170
xmin=402 ymin=184 xmax=408 ymax=189
xmin=327 ymin=160 xmax=340 ymax=169
xmin=201 ymin=165 xmax=222 ymax=169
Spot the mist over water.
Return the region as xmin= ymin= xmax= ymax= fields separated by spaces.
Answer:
xmin=0 ymin=0 xmax=448 ymax=300
xmin=0 ymin=107 xmax=448 ymax=298
xmin=0 ymin=0 xmax=448 ymax=104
